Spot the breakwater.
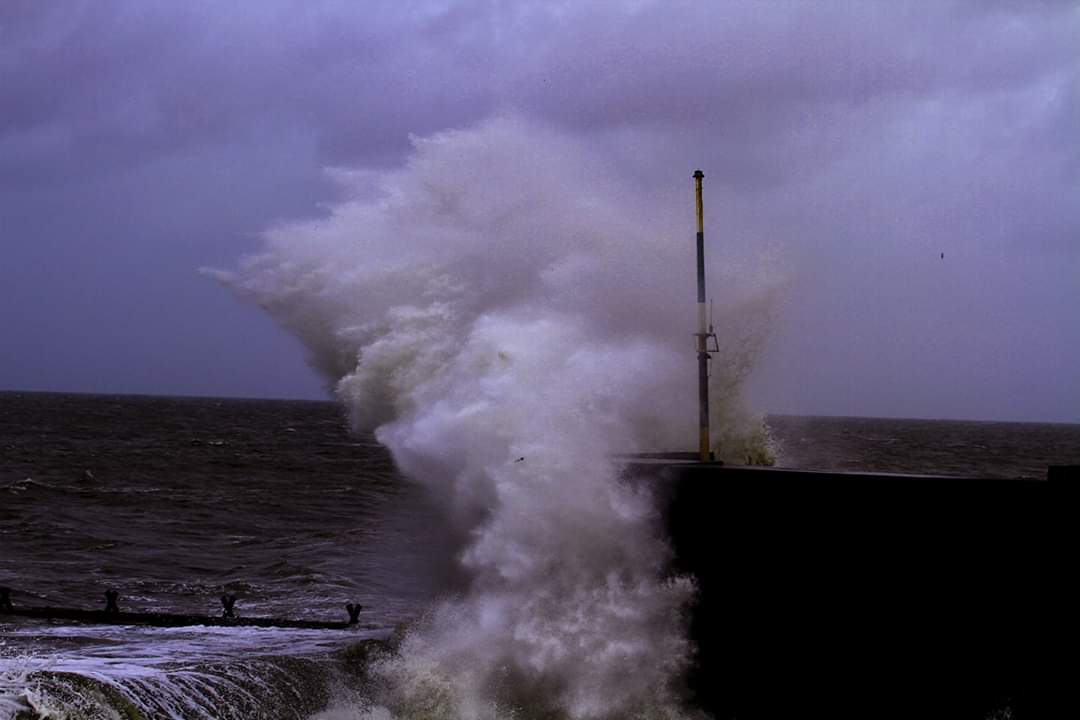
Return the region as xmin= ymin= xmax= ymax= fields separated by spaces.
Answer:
xmin=641 ymin=461 xmax=1069 ymax=719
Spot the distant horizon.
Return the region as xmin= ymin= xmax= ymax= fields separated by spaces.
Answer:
xmin=4 ymin=386 xmax=1076 ymax=426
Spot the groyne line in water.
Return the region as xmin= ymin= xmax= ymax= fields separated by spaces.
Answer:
xmin=0 ymin=591 xmax=364 ymax=630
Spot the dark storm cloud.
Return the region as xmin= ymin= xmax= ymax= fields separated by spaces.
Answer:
xmin=3 ymin=1 xmax=1074 ymax=184
xmin=1 ymin=0 xmax=1077 ymax=419
xmin=0 ymin=0 xmax=498 ymax=186
xmin=507 ymin=2 xmax=1072 ymax=123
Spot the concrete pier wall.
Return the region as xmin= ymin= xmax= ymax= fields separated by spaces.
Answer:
xmin=641 ymin=463 xmax=1067 ymax=719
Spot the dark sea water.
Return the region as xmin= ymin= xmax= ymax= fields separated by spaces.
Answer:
xmin=0 ymin=392 xmax=456 ymax=719
xmin=766 ymin=413 xmax=1079 ymax=479
xmin=2 ymin=392 xmax=1077 ymax=718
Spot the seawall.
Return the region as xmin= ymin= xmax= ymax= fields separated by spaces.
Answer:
xmin=637 ymin=462 xmax=1071 ymax=720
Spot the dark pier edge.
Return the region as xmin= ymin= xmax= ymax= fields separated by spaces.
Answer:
xmin=640 ymin=462 xmax=1076 ymax=720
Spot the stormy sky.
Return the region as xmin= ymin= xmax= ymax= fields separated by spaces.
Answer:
xmin=1 ymin=1 xmax=1077 ymax=422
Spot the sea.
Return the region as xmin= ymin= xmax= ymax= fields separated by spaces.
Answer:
xmin=2 ymin=391 xmax=1077 ymax=719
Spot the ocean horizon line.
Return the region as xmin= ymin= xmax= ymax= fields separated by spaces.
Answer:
xmin=2 ymin=387 xmax=1077 ymax=427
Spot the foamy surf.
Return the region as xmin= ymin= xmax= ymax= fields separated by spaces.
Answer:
xmin=0 ymin=625 xmax=392 ymax=719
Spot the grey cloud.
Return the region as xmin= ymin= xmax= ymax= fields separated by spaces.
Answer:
xmin=4 ymin=1 xmax=1074 ymax=184
xmin=500 ymin=3 xmax=1076 ymax=124
xmin=0 ymin=1 xmax=497 ymax=185
xmin=0 ymin=0 xmax=1076 ymax=418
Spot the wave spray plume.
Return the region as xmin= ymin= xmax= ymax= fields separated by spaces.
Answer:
xmin=210 ymin=117 xmax=777 ymax=719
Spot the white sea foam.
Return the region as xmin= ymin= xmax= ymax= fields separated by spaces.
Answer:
xmin=212 ymin=116 xmax=781 ymax=718
xmin=0 ymin=624 xmax=390 ymax=719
